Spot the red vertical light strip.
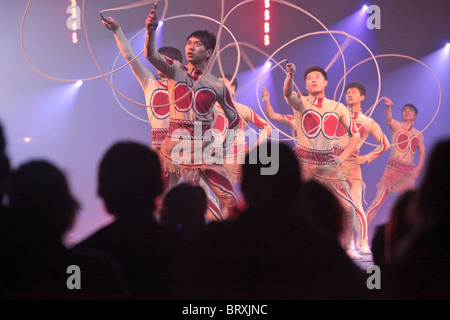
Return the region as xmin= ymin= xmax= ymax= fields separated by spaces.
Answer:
xmin=264 ymin=0 xmax=270 ymax=46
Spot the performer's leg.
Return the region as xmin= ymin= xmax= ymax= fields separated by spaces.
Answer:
xmin=366 ymin=187 xmax=391 ymax=226
xmin=330 ymin=182 xmax=361 ymax=259
xmin=349 ymin=180 xmax=369 ymax=252
xmin=194 ymin=177 xmax=224 ymax=222
xmin=196 ymin=168 xmax=239 ymax=220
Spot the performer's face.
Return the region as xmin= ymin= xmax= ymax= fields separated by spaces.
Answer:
xmin=305 ymin=71 xmax=327 ymax=95
xmin=401 ymin=106 xmax=417 ymax=122
xmin=185 ymin=36 xmax=212 ymax=65
xmin=345 ymin=88 xmax=365 ymax=106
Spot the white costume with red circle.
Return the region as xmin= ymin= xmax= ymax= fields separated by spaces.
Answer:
xmin=366 ymin=120 xmax=424 ymax=224
xmin=212 ymin=102 xmax=271 ymax=182
xmin=285 ymin=93 xmax=357 ymax=250
xmin=334 ymin=111 xmax=390 ymax=246
xmin=147 ymin=54 xmax=241 ymax=218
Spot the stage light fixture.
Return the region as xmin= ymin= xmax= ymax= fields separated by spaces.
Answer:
xmin=362 ymin=5 xmax=368 ymax=12
xmin=445 ymin=43 xmax=450 ymax=50
xmin=76 ymin=80 xmax=83 ymax=87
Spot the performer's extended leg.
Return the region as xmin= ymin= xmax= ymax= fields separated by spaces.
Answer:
xmin=194 ymin=177 xmax=224 ymax=222
xmin=366 ymin=187 xmax=391 ymax=226
xmin=196 ymin=168 xmax=239 ymax=220
xmin=334 ymin=185 xmax=357 ymax=254
xmin=349 ymin=180 xmax=369 ymax=252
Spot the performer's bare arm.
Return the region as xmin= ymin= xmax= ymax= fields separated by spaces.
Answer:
xmin=144 ymin=7 xmax=174 ymax=78
xmin=350 ymin=121 xmax=390 ymax=165
xmin=383 ymin=97 xmax=394 ymax=128
xmin=283 ymin=62 xmax=295 ymax=99
xmin=263 ymin=87 xmax=289 ymax=124
xmin=413 ymin=136 xmax=426 ymax=179
xmin=102 ymin=17 xmax=154 ymax=86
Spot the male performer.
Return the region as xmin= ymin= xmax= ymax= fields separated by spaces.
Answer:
xmin=145 ymin=8 xmax=241 ymax=219
xmin=366 ymin=99 xmax=425 ymax=227
xmin=102 ymin=16 xmax=221 ymax=221
xmin=283 ymin=63 xmax=362 ymax=259
xmin=101 ymin=16 xmax=182 ymax=189
xmin=215 ymin=74 xmax=272 ymax=183
xmin=333 ymin=82 xmax=390 ymax=255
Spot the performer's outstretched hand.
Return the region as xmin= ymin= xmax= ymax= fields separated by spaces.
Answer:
xmin=382 ymin=97 xmax=393 ymax=107
xmin=101 ymin=16 xmax=120 ymax=32
xmin=286 ymin=62 xmax=296 ymax=75
xmin=262 ymin=87 xmax=270 ymax=100
xmin=146 ymin=8 xmax=159 ymax=31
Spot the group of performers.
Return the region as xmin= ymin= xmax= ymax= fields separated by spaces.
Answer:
xmin=101 ymin=6 xmax=425 ymax=260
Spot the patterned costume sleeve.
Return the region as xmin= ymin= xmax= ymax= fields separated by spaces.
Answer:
xmin=285 ymin=92 xmax=305 ymax=112
xmin=338 ymin=103 xmax=358 ymax=139
xmin=217 ymin=84 xmax=241 ymax=132
xmin=113 ymin=27 xmax=156 ymax=89
xmin=237 ymin=104 xmax=270 ymax=129
xmin=364 ymin=119 xmax=391 ymax=163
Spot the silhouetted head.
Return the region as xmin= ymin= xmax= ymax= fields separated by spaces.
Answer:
xmin=7 ymin=160 xmax=79 ymax=241
xmin=241 ymin=141 xmax=302 ymax=211
xmin=98 ymin=141 xmax=163 ymax=218
xmin=300 ymin=180 xmax=345 ymax=238
xmin=0 ymin=121 xmax=10 ymax=207
xmin=385 ymin=189 xmax=419 ymax=262
xmin=418 ymin=138 xmax=450 ymax=228
xmin=160 ymin=183 xmax=207 ymax=231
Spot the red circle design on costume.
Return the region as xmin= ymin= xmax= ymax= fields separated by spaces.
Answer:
xmin=396 ymin=132 xmax=410 ymax=152
xmin=173 ymin=83 xmax=192 ymax=112
xmin=193 ymin=87 xmax=216 ymax=116
xmin=212 ymin=111 xmax=227 ymax=137
xmin=410 ymin=136 xmax=419 ymax=153
xmin=150 ymin=89 xmax=170 ymax=119
xmin=236 ymin=114 xmax=245 ymax=137
xmin=322 ymin=112 xmax=339 ymax=139
xmin=335 ymin=123 xmax=348 ymax=140
xmin=353 ymin=121 xmax=367 ymax=138
xmin=302 ymin=110 xmax=321 ymax=138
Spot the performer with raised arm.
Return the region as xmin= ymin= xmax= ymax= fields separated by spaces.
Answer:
xmin=333 ymin=82 xmax=390 ymax=255
xmin=102 ymin=16 xmax=223 ymax=221
xmin=283 ymin=62 xmax=362 ymax=259
xmin=144 ymin=7 xmax=241 ymax=219
xmin=262 ymin=87 xmax=298 ymax=143
xmin=366 ymin=98 xmax=425 ymax=228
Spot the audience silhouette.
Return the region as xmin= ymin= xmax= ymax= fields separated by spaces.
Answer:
xmin=382 ymin=138 xmax=450 ymax=299
xmin=299 ymin=179 xmax=345 ymax=240
xmin=72 ymin=141 xmax=180 ymax=300
xmin=0 ymin=160 xmax=126 ymax=299
xmin=160 ymin=182 xmax=207 ymax=236
xmin=0 ymin=121 xmax=10 ymax=215
xmin=371 ymin=189 xmax=419 ymax=270
xmin=170 ymin=141 xmax=368 ymax=300
xmin=3 ymin=109 xmax=449 ymax=301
